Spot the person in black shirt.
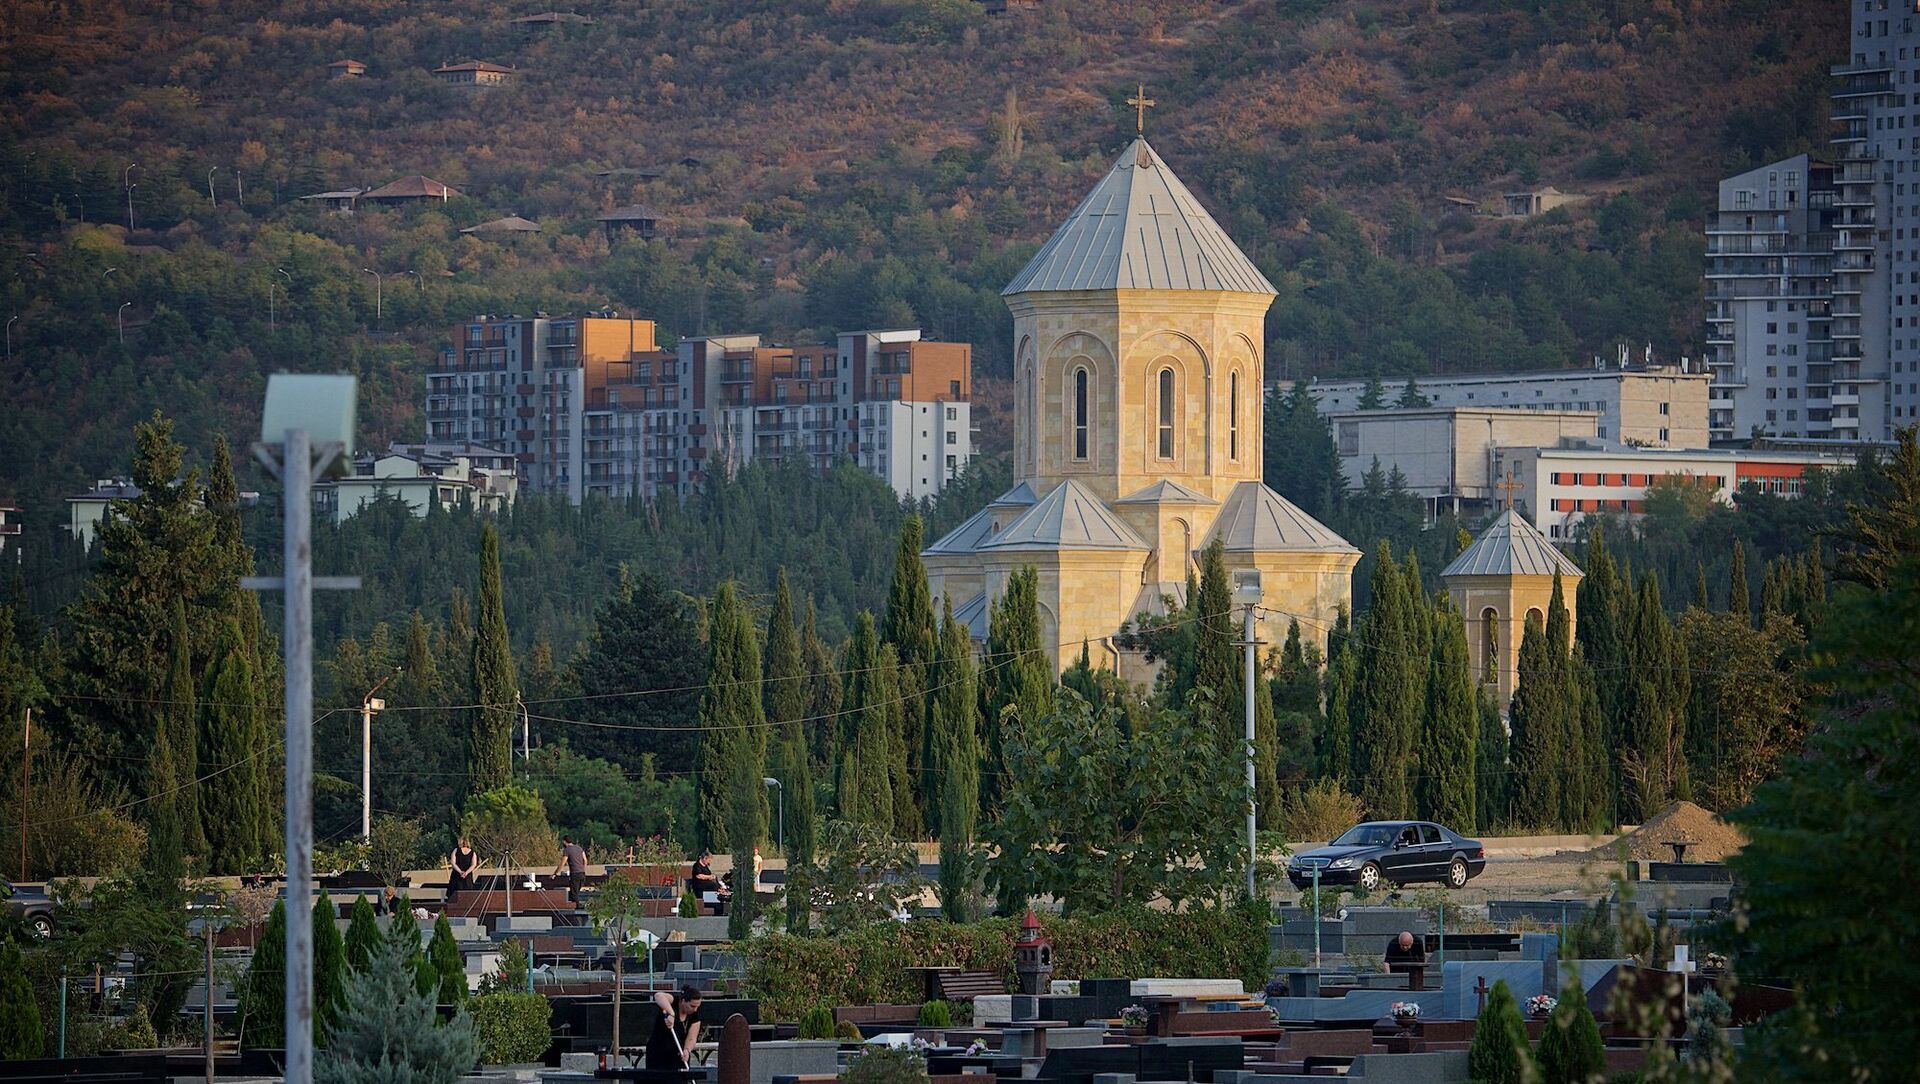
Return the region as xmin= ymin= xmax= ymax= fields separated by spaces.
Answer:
xmin=1384 ymin=930 xmax=1427 ymax=986
xmin=644 ymin=986 xmax=703 ymax=1070
xmin=448 ymin=838 xmax=480 ymax=900
xmin=687 ymin=850 xmax=730 ymax=910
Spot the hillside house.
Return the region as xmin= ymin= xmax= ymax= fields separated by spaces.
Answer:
xmin=982 ymin=0 xmax=1043 ymax=12
xmin=433 ymin=60 xmax=515 ymax=86
xmin=328 ymin=59 xmax=367 ymax=79
xmin=1501 ymin=186 xmax=1590 ymax=218
xmin=297 ymin=188 xmax=366 ymax=213
xmin=509 ymin=11 xmax=593 ymax=33
xmin=361 ymin=176 xmax=461 ymax=205
xmin=598 ymin=204 xmax=660 ymax=241
xmin=461 ymin=215 xmax=542 ymax=237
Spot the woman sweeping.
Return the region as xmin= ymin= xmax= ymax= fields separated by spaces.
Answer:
xmin=646 ymin=987 xmax=703 ymax=1071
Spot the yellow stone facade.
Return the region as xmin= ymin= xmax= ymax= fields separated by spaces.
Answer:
xmin=1448 ymin=574 xmax=1573 ymax=709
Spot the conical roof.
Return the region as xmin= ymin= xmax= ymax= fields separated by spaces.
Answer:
xmin=988 ymin=481 xmax=1039 ymax=507
xmin=1202 ymin=482 xmax=1359 ymax=555
xmin=1114 ymin=479 xmax=1217 ymax=505
xmin=1003 ymin=139 xmax=1276 ymax=296
xmin=923 ymin=505 xmax=998 ymax=555
xmin=982 ymin=479 xmax=1150 ymax=552
xmin=1441 ymin=509 xmax=1584 ymax=579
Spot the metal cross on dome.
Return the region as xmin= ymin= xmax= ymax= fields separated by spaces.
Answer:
xmin=1496 ymin=468 xmax=1523 ymax=510
xmin=1127 ymin=84 xmax=1157 ymax=135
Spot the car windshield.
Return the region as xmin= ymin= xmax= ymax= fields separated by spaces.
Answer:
xmin=1331 ymin=824 xmax=1396 ymax=847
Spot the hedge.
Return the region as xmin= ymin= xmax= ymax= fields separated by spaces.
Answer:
xmin=745 ymin=905 xmax=1271 ymax=1020
xmin=470 ymin=992 xmax=552 ymax=1064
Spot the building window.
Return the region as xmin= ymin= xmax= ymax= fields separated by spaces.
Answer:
xmin=1229 ymin=371 xmax=1242 ymax=460
xmin=1073 ymin=367 xmax=1090 ymax=460
xmin=1157 ymin=367 xmax=1176 ymax=459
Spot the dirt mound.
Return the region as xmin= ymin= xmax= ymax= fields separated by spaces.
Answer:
xmin=1584 ymin=801 xmax=1746 ymax=863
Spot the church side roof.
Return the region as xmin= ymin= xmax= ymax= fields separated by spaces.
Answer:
xmin=924 ymin=505 xmax=998 ymax=555
xmin=1114 ymin=479 xmax=1217 ymax=505
xmin=987 ymin=481 xmax=1039 ymax=507
xmin=981 ymin=479 xmax=1150 ymax=552
xmin=1202 ymin=482 xmax=1359 ymax=556
xmin=1003 ymin=138 xmax=1276 ymax=297
xmin=951 ymin=591 xmax=990 ymax=641
xmin=1442 ymin=509 xmax=1584 ymax=579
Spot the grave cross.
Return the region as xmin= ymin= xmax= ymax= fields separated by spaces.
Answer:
xmin=1127 ymin=84 xmax=1157 ymax=136
xmin=1673 ymin=944 xmax=1698 ymax=1020
xmin=1474 ymin=975 xmax=1491 ymax=1015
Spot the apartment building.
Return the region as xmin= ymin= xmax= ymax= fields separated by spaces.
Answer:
xmin=311 ymin=445 xmax=518 ymax=525
xmin=431 ymin=316 xmax=974 ymax=503
xmin=1301 ymin=366 xmax=1711 ymax=448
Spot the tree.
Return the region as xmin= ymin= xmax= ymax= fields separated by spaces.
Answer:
xmin=1727 ymin=538 xmax=1750 ymax=624
xmin=1679 ymin=608 xmax=1806 ymax=812
xmin=162 ymin=598 xmax=207 ymax=859
xmin=1725 ymin=557 xmax=1920 ymax=1080
xmin=0 ymin=943 xmax=44 ymax=1059
xmin=988 ymin=688 xmax=1248 ymax=914
xmin=314 ymin=894 xmax=349 ymax=1042
xmin=1320 ymin=639 xmax=1356 ymax=789
xmin=881 ymin=516 xmax=937 ymax=835
xmin=1474 ymin=690 xmax=1508 ymax=833
xmin=1536 ymin=982 xmax=1605 ymax=1084
xmin=1357 ymin=375 xmax=1387 ymax=410
xmin=587 ymin=869 xmax=649 ymax=1053
xmin=980 ymin=566 xmax=1052 ymax=813
xmin=240 ymin=901 xmax=287 ymax=1048
xmin=1835 ymin=424 xmax=1920 ymax=588
xmin=571 ymin=569 xmax=707 ymax=771
xmin=384 ymin=897 xmax=434 ymax=997
xmin=802 ymin=600 xmax=842 ymax=777
xmin=1264 ymin=381 xmax=1345 ymax=523
xmin=1419 ymin=598 xmax=1477 ymax=828
xmin=836 ymin=612 xmax=896 ymax=829
xmin=316 ymin=932 xmax=478 ymax=1084
xmin=1186 ymin=540 xmax=1241 ymax=754
xmin=469 ymin=523 xmax=518 ymax=794
xmin=727 ymin=748 xmax=764 ymax=940
xmin=427 ymin=916 xmax=466 ymax=1007
xmin=461 ymin=785 xmax=559 ymax=914
xmin=1617 ymin=575 xmax=1689 ymax=820
xmin=1507 ymin=612 xmax=1562 ymax=828
xmin=696 ymin=582 xmax=767 ymax=850
xmin=1395 ymin=378 xmax=1429 ymax=408
xmin=932 ymin=599 xmax=981 ymax=923
xmin=1466 ymin=979 xmax=1534 ymax=1084
xmin=1576 ymin=527 xmax=1627 ymax=815
xmin=1353 ymin=543 xmax=1420 ymax=818
xmin=344 ymin=895 xmax=382 ymax=973
xmin=201 ymin=618 xmax=270 ymax=874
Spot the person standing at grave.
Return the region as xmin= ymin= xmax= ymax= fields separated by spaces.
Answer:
xmin=447 ymin=837 xmax=480 ymax=900
xmin=554 ymin=835 xmax=588 ymax=905
xmin=1384 ymin=930 xmax=1427 ymax=986
xmin=645 ymin=987 xmax=704 ymax=1070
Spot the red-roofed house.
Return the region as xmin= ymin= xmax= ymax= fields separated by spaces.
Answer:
xmin=432 ymin=60 xmax=515 ymax=86
xmin=361 ymin=176 xmax=462 ymax=204
xmin=328 ymin=59 xmax=367 ymax=79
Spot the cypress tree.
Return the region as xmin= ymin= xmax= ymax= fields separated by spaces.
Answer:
xmin=1563 ymin=647 xmax=1606 ymax=831
xmin=314 ymin=895 xmax=348 ymax=1042
xmin=1537 ymin=982 xmax=1606 ymax=1084
xmin=881 ymin=517 xmax=937 ymax=833
xmin=1575 ymin=527 xmax=1627 ymax=812
xmin=1728 ymin=539 xmax=1750 ymax=624
xmin=932 ymin=599 xmax=981 ymax=923
xmin=1321 ymin=641 xmax=1357 ymax=789
xmin=468 ymin=524 xmax=517 ymax=795
xmin=1695 ymin=561 xmax=1711 ymax=610
xmin=145 ymin=711 xmax=186 ymax=874
xmin=802 ymin=600 xmax=842 ymax=774
xmin=344 ymin=895 xmax=381 ymax=973
xmin=838 ymin=613 xmax=895 ymax=829
xmin=1474 ymin=689 xmax=1508 ymax=833
xmin=1507 ymin=616 xmax=1562 ymax=828
xmin=980 ymin=566 xmax=1051 ymax=811
xmin=1467 ymin=980 xmax=1535 ymax=1084
xmin=162 ymin=599 xmax=207 ymax=859
xmin=427 ymin=916 xmax=466 ymax=1007
xmin=764 ymin=571 xmax=816 ymax=930
xmin=1354 ymin=543 xmax=1419 ymax=818
xmin=1190 ymin=540 xmax=1241 ymax=754
xmin=1253 ymin=659 xmax=1283 ymax=830
xmin=384 ymin=896 xmax=433 ymax=996
xmin=1420 ymin=597 xmax=1477 ymax=828
xmin=202 ymin=619 xmax=267 ymax=875
xmin=728 ymin=738 xmax=766 ymax=940
xmin=0 ymin=942 xmax=43 ymax=1058
xmin=240 ymin=901 xmax=287 ymax=1048
xmin=697 ymin=583 xmax=766 ymax=850
xmin=835 ymin=614 xmax=878 ymax=825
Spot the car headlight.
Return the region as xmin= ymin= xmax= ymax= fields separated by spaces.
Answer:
xmin=1328 ymin=858 xmax=1355 ymax=870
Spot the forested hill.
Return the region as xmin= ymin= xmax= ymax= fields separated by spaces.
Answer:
xmin=0 ymin=0 xmax=1836 ymax=514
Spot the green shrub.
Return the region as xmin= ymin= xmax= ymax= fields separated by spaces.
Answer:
xmin=745 ymin=907 xmax=1269 ymax=1020
xmin=1467 ymin=980 xmax=1534 ymax=1084
xmin=470 ymin=993 xmax=552 ymax=1064
xmin=835 ymin=1020 xmax=863 ymax=1040
xmin=842 ymin=1045 xmax=927 ymax=1084
xmin=679 ymin=893 xmax=700 ymax=918
xmin=0 ymin=942 xmax=43 ymax=1059
xmin=1537 ymin=985 xmax=1605 ymax=1084
xmin=478 ymin=940 xmax=531 ymax=996
xmin=917 ymin=1000 xmax=952 ymax=1027
xmin=796 ymin=1005 xmax=836 ymax=1040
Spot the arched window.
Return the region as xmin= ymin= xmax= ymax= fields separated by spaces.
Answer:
xmin=1157 ymin=367 xmax=1176 ymax=459
xmin=1072 ymin=367 xmax=1090 ymax=460
xmin=1228 ymin=371 xmax=1241 ymax=461
xmin=1526 ymin=607 xmax=1544 ymax=632
xmin=1481 ymin=607 xmax=1499 ymax=685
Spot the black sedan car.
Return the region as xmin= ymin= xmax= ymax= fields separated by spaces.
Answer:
xmin=1286 ymin=821 xmax=1487 ymax=892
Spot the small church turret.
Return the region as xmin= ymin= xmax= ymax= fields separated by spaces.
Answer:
xmin=1442 ymin=509 xmax=1583 ymax=710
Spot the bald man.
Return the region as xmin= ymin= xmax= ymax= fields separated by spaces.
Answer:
xmin=1384 ymin=930 xmax=1427 ymax=975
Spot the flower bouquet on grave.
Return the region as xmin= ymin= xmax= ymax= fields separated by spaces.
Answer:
xmin=1526 ymin=994 xmax=1558 ymax=1019
xmin=1119 ymin=1005 xmax=1149 ymax=1030
xmin=964 ymin=1040 xmax=991 ymax=1058
xmin=1389 ymin=1001 xmax=1421 ymax=1025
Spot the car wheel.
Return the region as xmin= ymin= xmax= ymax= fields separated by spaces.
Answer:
xmin=30 ymin=915 xmax=52 ymax=939
xmin=1357 ymin=863 xmax=1381 ymax=892
xmin=1446 ymin=859 xmax=1468 ymax=889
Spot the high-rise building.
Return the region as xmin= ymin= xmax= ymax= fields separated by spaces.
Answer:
xmin=428 ymin=315 xmax=974 ymax=504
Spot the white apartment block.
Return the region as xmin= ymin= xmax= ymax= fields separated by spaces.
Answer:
xmin=1300 ymin=367 xmax=1711 ymax=448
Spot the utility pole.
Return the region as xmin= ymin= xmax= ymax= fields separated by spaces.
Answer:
xmin=361 ymin=669 xmax=399 ymax=841
xmin=244 ymin=375 xmax=361 ymax=1084
xmin=203 ymin=919 xmax=215 ymax=1084
xmin=516 ymin=694 xmax=529 ymax=762
xmin=1232 ymin=571 xmax=1264 ymax=903
xmin=361 ymin=268 xmax=382 ymax=324
xmin=19 ymin=707 xmax=29 ymax=880
xmin=207 ymin=168 xmax=218 ymax=210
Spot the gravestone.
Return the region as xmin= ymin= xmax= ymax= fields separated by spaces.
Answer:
xmin=717 ymin=1014 xmax=750 ymax=1084
xmin=1440 ymin=961 xmax=1550 ymax=1020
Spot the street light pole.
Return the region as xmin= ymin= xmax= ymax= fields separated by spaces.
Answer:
xmin=1231 ymin=570 xmax=1264 ymax=904
xmin=6 ymin=315 xmax=16 ymax=361
xmin=516 ymin=694 xmax=530 ymax=761
xmin=268 ymin=283 xmax=277 ymax=331
xmin=117 ymin=301 xmax=131 ymax=345
xmin=124 ymin=163 xmax=138 ymax=232
xmin=361 ymin=268 xmax=382 ymax=324
xmin=207 ymin=168 xmax=218 ymax=210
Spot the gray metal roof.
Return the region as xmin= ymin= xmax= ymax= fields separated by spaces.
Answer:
xmin=923 ymin=505 xmax=998 ymax=555
xmin=987 ymin=481 xmax=1039 ymax=506
xmin=1202 ymin=482 xmax=1359 ymax=555
xmin=951 ymin=591 xmax=990 ymax=641
xmin=981 ymin=480 xmax=1150 ymax=552
xmin=1441 ymin=509 xmax=1584 ymax=579
xmin=1003 ymin=139 xmax=1277 ymax=297
xmin=1114 ymin=479 xmax=1218 ymax=505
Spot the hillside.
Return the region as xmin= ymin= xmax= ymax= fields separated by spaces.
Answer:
xmin=0 ymin=0 xmax=1839 ymax=516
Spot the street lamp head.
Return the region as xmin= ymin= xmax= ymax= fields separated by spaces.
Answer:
xmin=261 ymin=372 xmax=358 ymax=466
xmin=762 ymin=777 xmax=780 ymax=788
xmin=1232 ymin=568 xmax=1263 ymax=606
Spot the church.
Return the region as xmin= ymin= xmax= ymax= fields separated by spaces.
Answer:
xmin=922 ymin=137 xmax=1361 ymax=681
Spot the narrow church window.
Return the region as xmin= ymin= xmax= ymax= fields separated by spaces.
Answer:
xmin=1157 ymin=367 xmax=1175 ymax=458
xmin=1481 ymin=608 xmax=1498 ymax=684
xmin=1073 ymin=367 xmax=1090 ymax=460
xmin=1229 ymin=371 xmax=1241 ymax=460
